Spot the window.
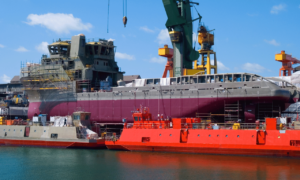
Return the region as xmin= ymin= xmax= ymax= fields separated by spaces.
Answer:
xmin=134 ymin=117 xmax=138 ymax=121
xmin=60 ymin=46 xmax=68 ymax=55
xmin=51 ymin=133 xmax=58 ymax=139
xmin=49 ymin=46 xmax=59 ymax=55
xmin=94 ymin=46 xmax=99 ymax=55
xmin=73 ymin=115 xmax=80 ymax=120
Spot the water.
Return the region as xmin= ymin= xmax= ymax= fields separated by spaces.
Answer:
xmin=0 ymin=147 xmax=300 ymax=180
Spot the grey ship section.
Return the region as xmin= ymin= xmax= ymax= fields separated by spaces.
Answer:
xmin=20 ymin=35 xmax=299 ymax=124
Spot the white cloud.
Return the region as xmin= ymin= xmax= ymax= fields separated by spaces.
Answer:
xmin=108 ymin=38 xmax=115 ymax=41
xmin=217 ymin=61 xmax=230 ymax=71
xmin=140 ymin=26 xmax=154 ymax=33
xmin=211 ymin=60 xmax=229 ymax=71
xmin=115 ymin=52 xmax=135 ymax=60
xmin=15 ymin=46 xmax=29 ymax=52
xmin=25 ymin=13 xmax=92 ymax=34
xmin=0 ymin=74 xmax=10 ymax=83
xmin=271 ymin=4 xmax=286 ymax=14
xmin=242 ymin=63 xmax=265 ymax=73
xmin=157 ymin=29 xmax=170 ymax=45
xmin=36 ymin=42 xmax=49 ymax=54
xmin=150 ymin=57 xmax=166 ymax=64
xmin=264 ymin=39 xmax=280 ymax=46
xmin=0 ymin=44 xmax=4 ymax=48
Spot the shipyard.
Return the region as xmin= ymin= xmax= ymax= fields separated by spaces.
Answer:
xmin=1 ymin=0 xmax=300 ymax=180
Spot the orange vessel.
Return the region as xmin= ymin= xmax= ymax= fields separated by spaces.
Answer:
xmin=105 ymin=108 xmax=300 ymax=157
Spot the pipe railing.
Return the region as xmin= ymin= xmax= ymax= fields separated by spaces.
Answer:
xmin=122 ymin=122 xmax=263 ymax=130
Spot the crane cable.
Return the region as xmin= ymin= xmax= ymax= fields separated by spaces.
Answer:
xmin=193 ymin=5 xmax=201 ymax=49
xmin=107 ymin=0 xmax=110 ymax=33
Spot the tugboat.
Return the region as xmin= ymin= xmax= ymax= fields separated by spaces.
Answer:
xmin=105 ymin=107 xmax=300 ymax=157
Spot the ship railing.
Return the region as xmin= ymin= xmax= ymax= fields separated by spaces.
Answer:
xmin=105 ymin=132 xmax=120 ymax=141
xmin=189 ymin=123 xmax=259 ymax=130
xmin=124 ymin=123 xmax=261 ymax=130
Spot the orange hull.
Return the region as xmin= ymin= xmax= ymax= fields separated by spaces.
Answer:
xmin=0 ymin=138 xmax=106 ymax=149
xmin=105 ymin=129 xmax=300 ymax=157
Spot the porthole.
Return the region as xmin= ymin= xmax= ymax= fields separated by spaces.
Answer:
xmin=217 ymin=135 xmax=219 ymax=137
xmin=198 ymin=134 xmax=200 ymax=137
xmin=34 ymin=130 xmax=36 ymax=132
xmin=9 ymin=129 xmax=10 ymax=131
xmin=209 ymin=134 xmax=211 ymax=137
xmin=44 ymin=130 xmax=46 ymax=132
xmin=20 ymin=130 xmax=22 ymax=132
xmin=252 ymin=135 xmax=254 ymax=138
xmin=159 ymin=134 xmax=161 ymax=136
xmin=226 ymin=135 xmax=228 ymax=137
xmin=14 ymin=129 xmax=15 ymax=131
xmin=169 ymin=134 xmax=172 ymax=136
xmin=237 ymin=135 xmax=240 ymax=138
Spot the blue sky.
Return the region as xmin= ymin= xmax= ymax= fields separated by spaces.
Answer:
xmin=0 ymin=0 xmax=299 ymax=83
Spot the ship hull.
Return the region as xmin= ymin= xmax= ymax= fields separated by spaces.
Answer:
xmin=28 ymin=96 xmax=288 ymax=123
xmin=0 ymin=138 xmax=105 ymax=149
xmin=105 ymin=129 xmax=300 ymax=157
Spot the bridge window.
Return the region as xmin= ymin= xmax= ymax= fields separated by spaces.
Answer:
xmin=134 ymin=117 xmax=138 ymax=121
xmin=49 ymin=46 xmax=59 ymax=55
xmin=94 ymin=46 xmax=99 ymax=55
xmin=60 ymin=46 xmax=68 ymax=55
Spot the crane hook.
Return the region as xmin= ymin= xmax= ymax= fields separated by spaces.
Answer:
xmin=123 ymin=16 xmax=127 ymax=27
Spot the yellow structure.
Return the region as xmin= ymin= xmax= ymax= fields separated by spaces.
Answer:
xmin=232 ymin=123 xmax=240 ymax=130
xmin=0 ymin=117 xmax=3 ymax=125
xmin=193 ymin=26 xmax=218 ymax=75
xmin=183 ymin=69 xmax=204 ymax=76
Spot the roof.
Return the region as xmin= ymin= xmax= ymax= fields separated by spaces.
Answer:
xmin=10 ymin=76 xmax=20 ymax=84
xmin=123 ymin=75 xmax=141 ymax=82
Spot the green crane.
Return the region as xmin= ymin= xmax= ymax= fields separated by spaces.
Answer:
xmin=162 ymin=0 xmax=202 ymax=77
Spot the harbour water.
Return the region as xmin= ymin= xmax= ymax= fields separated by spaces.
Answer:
xmin=1 ymin=147 xmax=300 ymax=180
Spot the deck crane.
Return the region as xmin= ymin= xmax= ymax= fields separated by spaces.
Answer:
xmin=159 ymin=0 xmax=202 ymax=77
xmin=276 ymin=50 xmax=300 ymax=76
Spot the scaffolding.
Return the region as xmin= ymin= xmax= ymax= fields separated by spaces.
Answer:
xmin=20 ymin=59 xmax=74 ymax=92
xmin=224 ymin=101 xmax=243 ymax=122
